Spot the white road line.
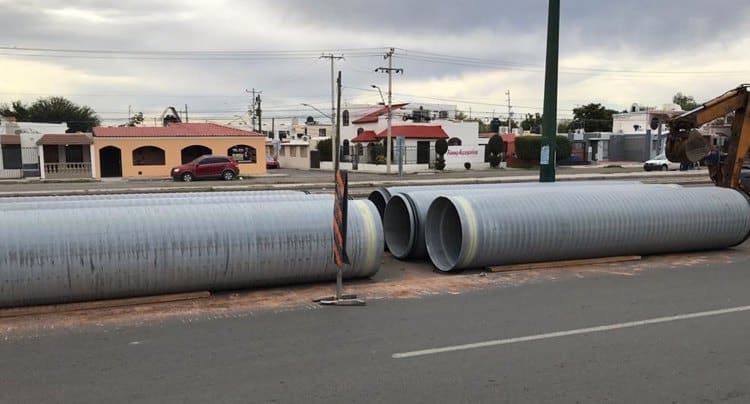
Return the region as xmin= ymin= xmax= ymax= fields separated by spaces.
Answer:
xmin=392 ymin=304 xmax=750 ymax=359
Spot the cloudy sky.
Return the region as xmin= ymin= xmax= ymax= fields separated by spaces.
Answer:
xmin=1 ymin=0 xmax=749 ymax=127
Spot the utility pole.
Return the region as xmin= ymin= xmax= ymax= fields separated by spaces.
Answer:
xmin=540 ymin=0 xmax=559 ymax=182
xmin=321 ymin=54 xmax=344 ymax=163
xmin=506 ymin=90 xmax=512 ymax=133
xmin=376 ymin=48 xmax=403 ymax=174
xmin=271 ymin=117 xmax=275 ymax=139
xmin=184 ymin=104 xmax=189 ymax=123
xmin=245 ymin=88 xmax=262 ymax=132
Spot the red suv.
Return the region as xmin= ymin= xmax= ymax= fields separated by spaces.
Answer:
xmin=171 ymin=155 xmax=239 ymax=182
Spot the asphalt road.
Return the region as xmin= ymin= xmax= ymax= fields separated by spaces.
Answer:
xmin=1 ymin=244 xmax=749 ymax=403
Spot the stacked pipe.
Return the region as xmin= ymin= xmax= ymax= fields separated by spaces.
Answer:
xmin=381 ymin=181 xmax=652 ymax=258
xmin=423 ymin=186 xmax=750 ymax=271
xmin=0 ymin=191 xmax=383 ymax=308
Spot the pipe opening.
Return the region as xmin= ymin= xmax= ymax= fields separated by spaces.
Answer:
xmin=384 ymin=195 xmax=416 ymax=259
xmin=367 ymin=189 xmax=390 ymax=220
xmin=425 ymin=197 xmax=462 ymax=271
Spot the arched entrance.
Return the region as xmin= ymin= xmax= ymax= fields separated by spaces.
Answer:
xmin=181 ymin=145 xmax=212 ymax=163
xmin=99 ymin=146 xmax=122 ymax=177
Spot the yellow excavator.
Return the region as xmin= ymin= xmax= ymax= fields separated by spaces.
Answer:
xmin=666 ymin=84 xmax=750 ymax=194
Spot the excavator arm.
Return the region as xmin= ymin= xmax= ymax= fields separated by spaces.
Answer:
xmin=666 ymin=84 xmax=750 ymax=192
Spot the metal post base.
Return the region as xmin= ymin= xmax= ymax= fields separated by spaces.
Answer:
xmin=313 ymin=294 xmax=366 ymax=306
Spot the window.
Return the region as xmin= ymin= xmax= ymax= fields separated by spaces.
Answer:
xmin=65 ymin=145 xmax=84 ymax=163
xmin=343 ymin=110 xmax=350 ymax=126
xmin=448 ymin=137 xmax=462 ymax=146
xmin=290 ymin=147 xmax=297 ymax=157
xmin=319 ymin=128 xmax=327 ymax=137
xmin=1 ymin=145 xmax=22 ymax=169
xmin=132 ymin=146 xmax=165 ymax=166
xmin=202 ymin=157 xmax=228 ymax=164
xmin=227 ymin=145 xmax=256 ymax=163
xmin=301 ymin=147 xmax=308 ymax=158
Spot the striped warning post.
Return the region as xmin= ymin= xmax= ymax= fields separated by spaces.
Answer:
xmin=333 ymin=169 xmax=350 ymax=266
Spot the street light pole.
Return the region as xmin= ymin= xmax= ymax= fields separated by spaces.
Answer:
xmin=540 ymin=0 xmax=559 ymax=182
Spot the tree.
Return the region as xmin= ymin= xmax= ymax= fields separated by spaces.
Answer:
xmin=557 ymin=119 xmax=573 ymax=133
xmin=521 ymin=113 xmax=543 ymax=134
xmin=455 ymin=110 xmax=468 ymax=120
xmin=487 ymin=134 xmax=506 ymax=168
xmin=125 ymin=112 xmax=144 ymax=127
xmin=316 ymin=138 xmax=332 ymax=162
xmin=572 ymin=103 xmax=618 ymax=132
xmin=0 ymin=101 xmax=30 ymax=121
xmin=0 ymin=97 xmax=101 ymax=132
xmin=673 ymin=92 xmax=698 ymax=111
xmin=434 ymin=138 xmax=448 ymax=170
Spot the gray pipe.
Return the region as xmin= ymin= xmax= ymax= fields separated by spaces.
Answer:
xmin=425 ymin=186 xmax=750 ymax=272
xmin=0 ymin=199 xmax=383 ymax=308
xmin=369 ymin=181 xmax=642 ymax=220
xmin=384 ymin=182 xmax=661 ymax=259
xmin=0 ymin=190 xmax=305 ymax=204
xmin=1 ymin=192 xmax=330 ymax=211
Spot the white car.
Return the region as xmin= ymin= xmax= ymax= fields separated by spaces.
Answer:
xmin=643 ymin=153 xmax=681 ymax=171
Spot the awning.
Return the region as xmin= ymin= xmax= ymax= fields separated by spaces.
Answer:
xmin=0 ymin=134 xmax=21 ymax=145
xmin=36 ymin=133 xmax=93 ymax=146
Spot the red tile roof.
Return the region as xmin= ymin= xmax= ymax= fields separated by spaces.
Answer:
xmin=375 ymin=125 xmax=448 ymax=139
xmin=351 ymin=103 xmax=409 ymax=124
xmin=93 ymin=123 xmax=262 ymax=138
xmin=350 ymin=130 xmax=378 ymax=143
xmin=36 ymin=133 xmax=93 ymax=145
xmin=0 ymin=134 xmax=21 ymax=145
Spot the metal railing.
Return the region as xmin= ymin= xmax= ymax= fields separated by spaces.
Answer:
xmin=44 ymin=162 xmax=92 ymax=179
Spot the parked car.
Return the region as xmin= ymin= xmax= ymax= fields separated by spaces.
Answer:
xmin=643 ymin=153 xmax=680 ymax=171
xmin=171 ymin=155 xmax=239 ymax=182
xmin=266 ymin=157 xmax=280 ymax=169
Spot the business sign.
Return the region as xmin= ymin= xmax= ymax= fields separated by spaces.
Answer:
xmin=445 ymin=146 xmax=483 ymax=163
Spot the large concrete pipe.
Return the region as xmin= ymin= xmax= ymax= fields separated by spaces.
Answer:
xmin=383 ymin=182 xmax=658 ymax=259
xmin=0 ymin=199 xmax=383 ymax=308
xmin=1 ymin=192 xmax=330 ymax=211
xmin=369 ymin=181 xmax=642 ymax=220
xmin=425 ymin=186 xmax=750 ymax=272
xmin=0 ymin=190 xmax=305 ymax=204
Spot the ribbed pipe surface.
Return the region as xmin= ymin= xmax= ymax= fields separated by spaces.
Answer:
xmin=0 ymin=199 xmax=383 ymax=308
xmin=0 ymin=190 xmax=304 ymax=204
xmin=369 ymin=181 xmax=642 ymax=219
xmin=1 ymin=192 xmax=330 ymax=211
xmin=425 ymin=186 xmax=750 ymax=271
xmin=384 ymin=182 xmax=658 ymax=259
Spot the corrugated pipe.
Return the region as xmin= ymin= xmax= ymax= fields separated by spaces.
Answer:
xmin=1 ymin=192 xmax=330 ymax=211
xmin=383 ymin=181 xmax=657 ymax=259
xmin=368 ymin=181 xmax=643 ymax=220
xmin=0 ymin=190 xmax=305 ymax=204
xmin=0 ymin=199 xmax=383 ymax=308
xmin=425 ymin=186 xmax=750 ymax=272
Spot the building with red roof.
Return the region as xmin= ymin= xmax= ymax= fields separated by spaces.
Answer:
xmin=91 ymin=123 xmax=267 ymax=178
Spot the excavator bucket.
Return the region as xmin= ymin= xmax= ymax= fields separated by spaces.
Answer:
xmin=684 ymin=129 xmax=710 ymax=162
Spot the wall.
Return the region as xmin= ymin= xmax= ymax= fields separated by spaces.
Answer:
xmin=268 ymin=143 xmax=310 ymax=169
xmin=93 ymin=136 xmax=267 ymax=178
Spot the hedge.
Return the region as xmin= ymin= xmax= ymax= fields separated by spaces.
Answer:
xmin=514 ymin=136 xmax=571 ymax=162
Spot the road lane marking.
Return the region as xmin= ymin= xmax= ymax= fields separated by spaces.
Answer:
xmin=392 ymin=304 xmax=750 ymax=359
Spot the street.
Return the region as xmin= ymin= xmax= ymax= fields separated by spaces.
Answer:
xmin=1 ymin=242 xmax=748 ymax=403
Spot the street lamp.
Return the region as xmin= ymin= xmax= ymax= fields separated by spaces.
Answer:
xmin=301 ymin=103 xmax=333 ymax=121
xmin=371 ymin=84 xmax=385 ymax=105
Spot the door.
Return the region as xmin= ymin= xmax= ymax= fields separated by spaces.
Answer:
xmin=99 ymin=146 xmax=122 ymax=177
xmin=417 ymin=141 xmax=430 ymax=164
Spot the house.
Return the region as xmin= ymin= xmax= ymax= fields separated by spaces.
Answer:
xmin=0 ymin=118 xmax=69 ymax=178
xmin=91 ymin=123 xmax=267 ymax=178
xmin=351 ymin=125 xmax=449 ymax=165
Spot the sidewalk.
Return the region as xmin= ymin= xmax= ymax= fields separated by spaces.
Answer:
xmin=0 ymin=170 xmax=711 ymax=198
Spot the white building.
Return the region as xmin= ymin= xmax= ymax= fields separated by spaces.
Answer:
xmin=0 ymin=118 xmax=70 ymax=178
xmin=612 ymin=103 xmax=683 ymax=134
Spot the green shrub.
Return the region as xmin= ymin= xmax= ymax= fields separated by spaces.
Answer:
xmin=487 ymin=135 xmax=506 ymax=168
xmin=316 ymin=138 xmax=332 ymax=162
xmin=435 ymin=156 xmax=446 ymax=170
xmin=555 ymin=136 xmax=572 ymax=161
xmin=435 ymin=138 xmax=448 ymax=155
xmin=374 ymin=155 xmax=386 ymax=165
xmin=368 ymin=142 xmax=384 ymax=163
